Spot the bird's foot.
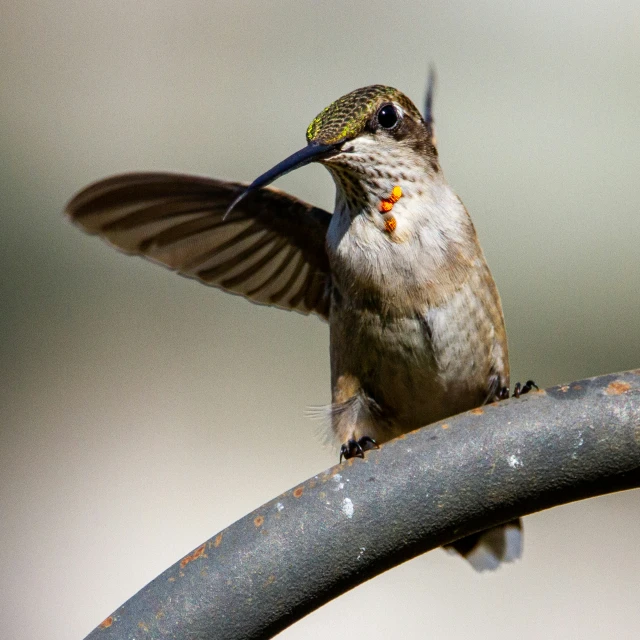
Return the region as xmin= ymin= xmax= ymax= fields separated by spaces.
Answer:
xmin=498 ymin=380 xmax=538 ymax=400
xmin=339 ymin=436 xmax=379 ymax=463
xmin=514 ymin=380 xmax=539 ymax=397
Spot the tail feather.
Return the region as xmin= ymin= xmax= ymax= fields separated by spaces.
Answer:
xmin=444 ymin=519 xmax=523 ymax=571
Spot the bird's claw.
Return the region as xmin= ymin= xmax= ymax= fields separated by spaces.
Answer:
xmin=514 ymin=379 xmax=538 ymax=397
xmin=340 ymin=436 xmax=379 ymax=462
xmin=499 ymin=380 xmax=538 ymax=400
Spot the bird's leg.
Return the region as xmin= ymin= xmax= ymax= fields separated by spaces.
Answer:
xmin=499 ymin=380 xmax=538 ymax=400
xmin=513 ymin=380 xmax=538 ymax=398
xmin=340 ymin=436 xmax=379 ymax=463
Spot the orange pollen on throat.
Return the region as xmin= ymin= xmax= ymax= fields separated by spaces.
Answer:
xmin=379 ymin=186 xmax=402 ymax=232
xmin=384 ymin=216 xmax=397 ymax=233
xmin=379 ymin=185 xmax=403 ymax=213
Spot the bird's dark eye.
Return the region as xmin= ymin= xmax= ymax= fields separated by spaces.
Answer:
xmin=377 ymin=104 xmax=399 ymax=129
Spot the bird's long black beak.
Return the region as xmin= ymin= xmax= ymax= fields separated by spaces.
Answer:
xmin=224 ymin=142 xmax=339 ymax=219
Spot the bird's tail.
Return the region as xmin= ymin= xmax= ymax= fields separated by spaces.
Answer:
xmin=444 ymin=519 xmax=523 ymax=571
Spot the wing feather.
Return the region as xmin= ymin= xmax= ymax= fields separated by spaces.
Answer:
xmin=66 ymin=172 xmax=333 ymax=318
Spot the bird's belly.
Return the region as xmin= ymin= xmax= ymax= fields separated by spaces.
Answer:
xmin=330 ymin=305 xmax=487 ymax=439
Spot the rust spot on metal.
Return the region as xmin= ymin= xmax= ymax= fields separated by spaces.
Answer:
xmin=264 ymin=574 xmax=276 ymax=586
xmin=155 ymin=610 xmax=165 ymax=619
xmin=397 ymin=433 xmax=406 ymax=439
xmin=293 ymin=486 xmax=304 ymax=498
xmin=214 ymin=533 xmax=223 ymax=548
xmin=180 ymin=543 xmax=206 ymax=568
xmin=441 ymin=423 xmax=450 ymax=429
xmin=559 ymin=385 xmax=570 ymax=393
xmin=470 ymin=407 xmax=484 ymax=415
xmin=99 ymin=616 xmax=114 ymax=629
xmin=254 ymin=515 xmax=264 ymax=527
xmin=138 ymin=621 xmax=149 ymax=632
xmin=605 ymin=381 xmax=631 ymax=395
xmin=573 ymin=385 xmax=582 ymax=390
xmin=308 ymin=479 xmax=317 ymax=489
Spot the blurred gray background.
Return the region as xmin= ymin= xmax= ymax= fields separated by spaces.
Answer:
xmin=2 ymin=1 xmax=639 ymax=638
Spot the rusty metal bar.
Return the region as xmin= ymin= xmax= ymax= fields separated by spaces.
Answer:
xmin=85 ymin=370 xmax=640 ymax=639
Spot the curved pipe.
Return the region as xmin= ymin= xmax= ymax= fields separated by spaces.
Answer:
xmin=84 ymin=370 xmax=640 ymax=639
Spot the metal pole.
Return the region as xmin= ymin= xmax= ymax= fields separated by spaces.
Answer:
xmin=85 ymin=370 xmax=640 ymax=639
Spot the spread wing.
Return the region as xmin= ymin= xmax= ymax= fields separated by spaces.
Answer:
xmin=66 ymin=172 xmax=332 ymax=319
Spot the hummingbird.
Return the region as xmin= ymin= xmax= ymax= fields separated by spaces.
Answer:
xmin=66 ymin=77 xmax=535 ymax=570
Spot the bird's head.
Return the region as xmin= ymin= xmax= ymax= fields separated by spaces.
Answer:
xmin=226 ymin=85 xmax=439 ymax=218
